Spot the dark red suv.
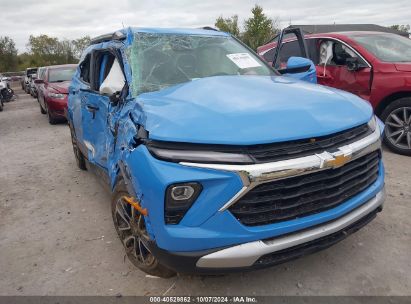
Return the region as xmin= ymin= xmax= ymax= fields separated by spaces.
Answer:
xmin=35 ymin=64 xmax=77 ymax=124
xmin=258 ymin=30 xmax=411 ymax=155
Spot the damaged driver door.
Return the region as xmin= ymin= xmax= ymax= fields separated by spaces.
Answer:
xmin=81 ymin=48 xmax=125 ymax=175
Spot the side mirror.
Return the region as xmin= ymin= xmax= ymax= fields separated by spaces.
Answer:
xmin=34 ymin=79 xmax=43 ymax=84
xmin=346 ymin=58 xmax=360 ymax=71
xmin=346 ymin=57 xmax=368 ymax=71
xmin=279 ymin=57 xmax=317 ymax=84
xmin=285 ymin=57 xmax=313 ymax=73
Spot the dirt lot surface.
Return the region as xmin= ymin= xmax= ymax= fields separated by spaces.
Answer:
xmin=0 ymin=87 xmax=410 ymax=296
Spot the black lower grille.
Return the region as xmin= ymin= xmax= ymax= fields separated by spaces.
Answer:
xmin=253 ymin=207 xmax=381 ymax=267
xmin=229 ymin=151 xmax=380 ymax=226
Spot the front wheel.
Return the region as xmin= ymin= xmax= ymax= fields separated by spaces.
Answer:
xmin=48 ymin=111 xmax=57 ymax=124
xmin=69 ymin=125 xmax=87 ymax=170
xmin=46 ymin=103 xmax=58 ymax=125
xmin=111 ymin=180 xmax=176 ymax=278
xmin=39 ymin=100 xmax=46 ymax=114
xmin=381 ymin=97 xmax=411 ymax=156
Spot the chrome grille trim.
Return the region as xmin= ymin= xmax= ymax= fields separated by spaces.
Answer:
xmin=180 ymin=123 xmax=382 ymax=212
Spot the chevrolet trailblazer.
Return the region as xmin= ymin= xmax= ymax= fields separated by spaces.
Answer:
xmin=68 ymin=27 xmax=385 ymax=277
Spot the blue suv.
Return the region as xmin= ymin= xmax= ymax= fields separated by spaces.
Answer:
xmin=68 ymin=27 xmax=385 ymax=277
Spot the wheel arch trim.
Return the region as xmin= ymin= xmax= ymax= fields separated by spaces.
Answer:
xmin=375 ymin=91 xmax=411 ymax=117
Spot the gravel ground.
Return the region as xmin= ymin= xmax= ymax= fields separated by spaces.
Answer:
xmin=0 ymin=87 xmax=410 ymax=296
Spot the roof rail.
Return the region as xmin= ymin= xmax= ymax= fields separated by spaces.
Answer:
xmin=90 ymin=31 xmax=126 ymax=45
xmin=201 ymin=26 xmax=219 ymax=32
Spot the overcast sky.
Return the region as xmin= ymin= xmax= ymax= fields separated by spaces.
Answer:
xmin=1 ymin=0 xmax=410 ymax=52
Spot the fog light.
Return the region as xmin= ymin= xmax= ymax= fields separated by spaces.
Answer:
xmin=171 ymin=185 xmax=195 ymax=201
xmin=165 ymin=182 xmax=202 ymax=224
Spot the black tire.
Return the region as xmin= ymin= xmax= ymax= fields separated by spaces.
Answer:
xmin=46 ymin=102 xmax=58 ymax=125
xmin=39 ymin=100 xmax=46 ymax=114
xmin=48 ymin=110 xmax=57 ymax=125
xmin=381 ymin=97 xmax=411 ymax=156
xmin=111 ymin=180 xmax=176 ymax=278
xmin=69 ymin=125 xmax=87 ymax=170
xmin=0 ymin=101 xmax=3 ymax=112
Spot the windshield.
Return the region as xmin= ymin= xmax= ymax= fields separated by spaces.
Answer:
xmin=127 ymin=33 xmax=275 ymax=95
xmin=351 ymin=33 xmax=411 ymax=62
xmin=48 ymin=67 xmax=76 ymax=83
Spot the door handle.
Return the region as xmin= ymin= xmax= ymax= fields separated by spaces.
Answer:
xmin=86 ymin=105 xmax=99 ymax=119
xmin=86 ymin=105 xmax=99 ymax=111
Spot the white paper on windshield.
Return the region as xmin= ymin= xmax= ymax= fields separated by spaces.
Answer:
xmin=226 ymin=53 xmax=262 ymax=69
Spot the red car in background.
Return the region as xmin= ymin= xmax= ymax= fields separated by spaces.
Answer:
xmin=258 ymin=30 xmax=411 ymax=155
xmin=35 ymin=64 xmax=77 ymax=124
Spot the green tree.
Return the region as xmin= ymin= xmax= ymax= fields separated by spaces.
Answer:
xmin=72 ymin=36 xmax=91 ymax=59
xmin=390 ymin=24 xmax=410 ymax=34
xmin=27 ymin=34 xmax=77 ymax=66
xmin=25 ymin=34 xmax=90 ymax=68
xmin=17 ymin=52 xmax=37 ymax=71
xmin=242 ymin=5 xmax=279 ymax=50
xmin=215 ymin=15 xmax=240 ymax=37
xmin=0 ymin=36 xmax=18 ymax=72
xmin=13 ymin=35 xmax=90 ymax=71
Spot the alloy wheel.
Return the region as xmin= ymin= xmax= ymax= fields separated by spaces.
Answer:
xmin=385 ymin=107 xmax=411 ymax=150
xmin=114 ymin=197 xmax=155 ymax=266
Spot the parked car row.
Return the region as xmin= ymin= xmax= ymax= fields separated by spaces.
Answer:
xmin=0 ymin=77 xmax=16 ymax=111
xmin=21 ymin=67 xmax=37 ymax=93
xmin=1 ymin=73 xmax=23 ymax=83
xmin=25 ymin=64 xmax=77 ymax=124
xmin=257 ymin=28 xmax=411 ymax=155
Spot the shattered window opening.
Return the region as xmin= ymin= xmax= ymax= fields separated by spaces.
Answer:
xmin=79 ymin=54 xmax=91 ymax=84
xmin=127 ymin=33 xmax=275 ymax=96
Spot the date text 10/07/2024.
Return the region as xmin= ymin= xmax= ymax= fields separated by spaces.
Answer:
xmin=149 ymin=296 xmax=258 ymax=303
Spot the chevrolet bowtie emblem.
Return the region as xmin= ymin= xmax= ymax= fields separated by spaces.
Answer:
xmin=317 ymin=149 xmax=353 ymax=169
xmin=325 ymin=154 xmax=352 ymax=168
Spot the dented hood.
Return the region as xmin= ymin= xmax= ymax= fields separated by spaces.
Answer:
xmin=137 ymin=76 xmax=372 ymax=145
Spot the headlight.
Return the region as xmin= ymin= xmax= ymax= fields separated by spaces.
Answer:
xmin=165 ymin=182 xmax=202 ymax=224
xmin=367 ymin=115 xmax=377 ymax=132
xmin=147 ymin=145 xmax=253 ymax=164
xmin=48 ymin=92 xmax=65 ymax=99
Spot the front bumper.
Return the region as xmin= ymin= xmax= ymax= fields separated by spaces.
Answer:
xmin=150 ymin=187 xmax=385 ymax=274
xmin=47 ymin=97 xmax=68 ymax=119
xmin=124 ymin=121 xmax=384 ymax=254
